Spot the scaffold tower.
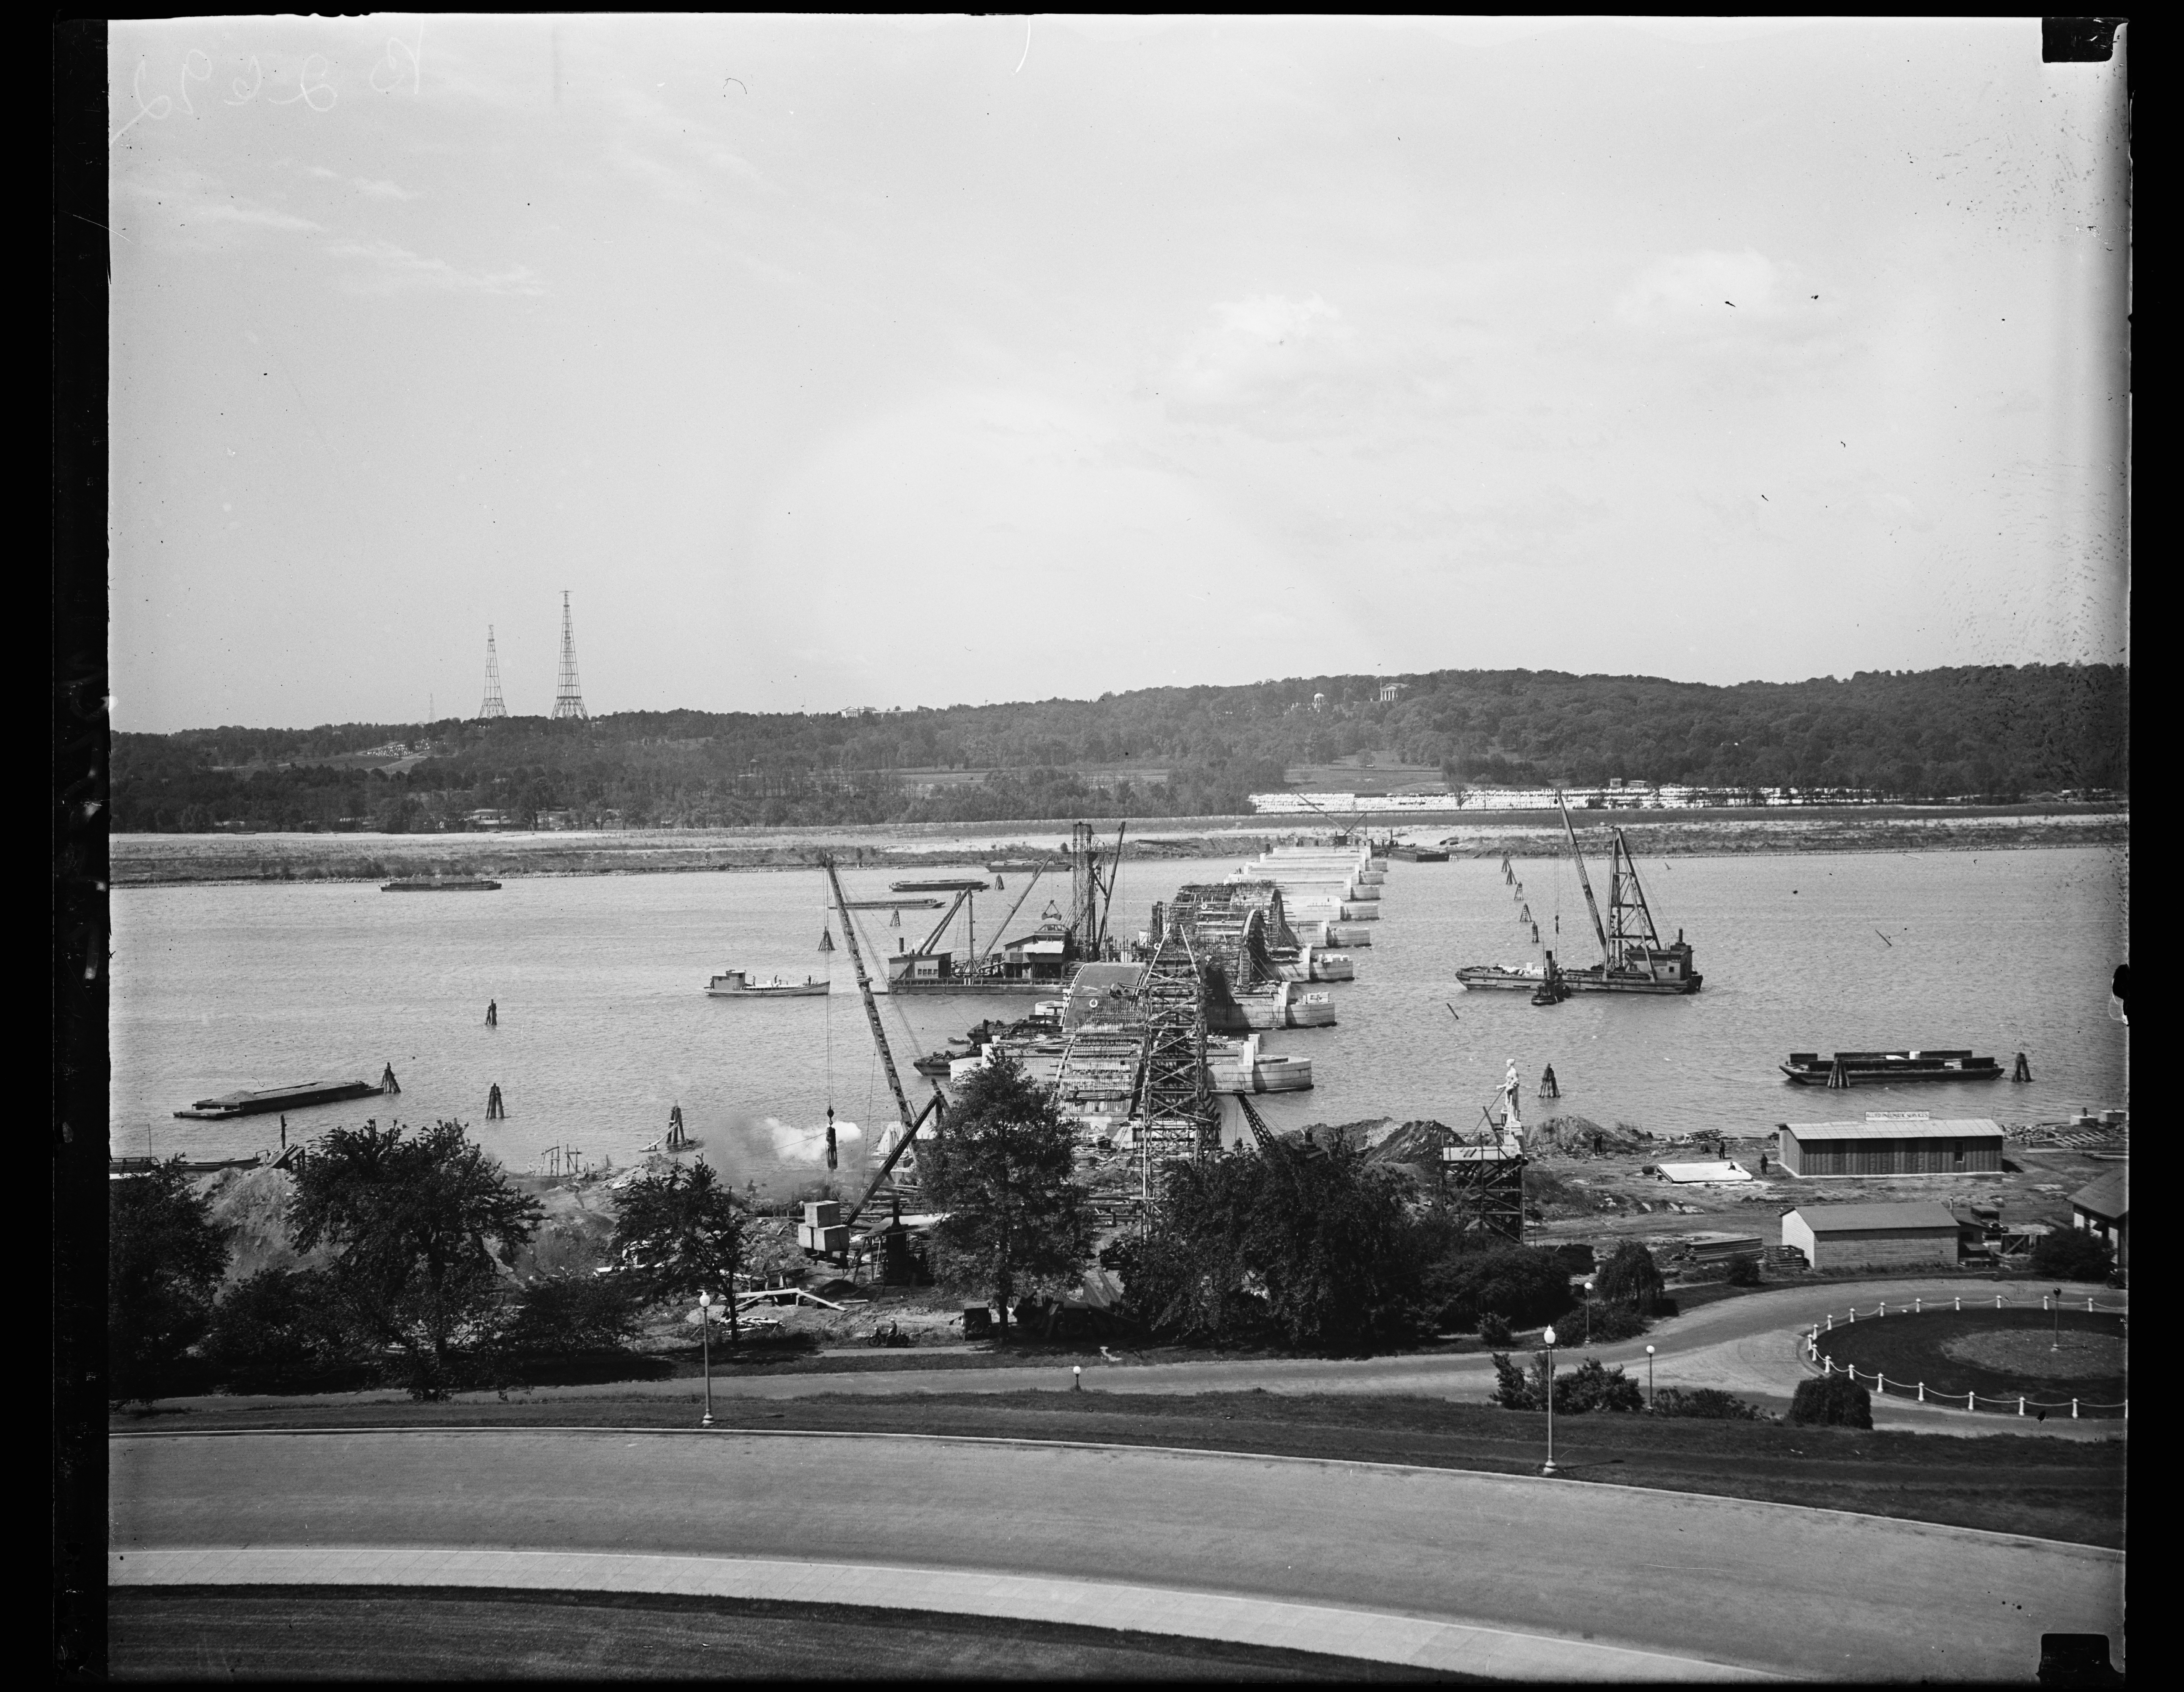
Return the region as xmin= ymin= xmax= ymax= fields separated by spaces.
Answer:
xmin=477 ymin=625 xmax=508 ymax=719
xmin=1133 ymin=921 xmax=1220 ymax=1196
xmin=551 ymin=591 xmax=587 ymax=720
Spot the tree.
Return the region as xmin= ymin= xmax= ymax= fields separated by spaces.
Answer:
xmin=288 ymin=1119 xmax=543 ymax=1399
xmin=2030 ymin=1228 xmax=2115 ymax=1282
xmin=610 ymin=1158 xmax=751 ymax=1341
xmin=1117 ymin=1134 xmax=1426 ymax=1352
xmin=1425 ymin=1246 xmax=1575 ymax=1332
xmin=1789 ymin=1374 xmax=1873 ymax=1428
xmin=923 ymin=1055 xmax=1093 ymax=1333
xmin=1594 ymin=1241 xmax=1666 ymax=1314
xmin=109 ymin=1158 xmax=232 ymax=1404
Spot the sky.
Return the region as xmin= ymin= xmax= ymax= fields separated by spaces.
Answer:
xmin=106 ymin=16 xmax=2129 ymax=732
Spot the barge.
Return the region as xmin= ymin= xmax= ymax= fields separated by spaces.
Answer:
xmin=383 ymin=875 xmax=501 ymax=891
xmin=174 ymin=1078 xmax=384 ymax=1120
xmin=1780 ymin=1050 xmax=2004 ymax=1086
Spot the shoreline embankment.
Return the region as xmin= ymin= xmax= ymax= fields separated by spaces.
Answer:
xmin=109 ymin=805 xmax=2127 ymax=887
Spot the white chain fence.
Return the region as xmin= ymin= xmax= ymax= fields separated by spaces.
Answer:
xmin=1802 ymin=1290 xmax=2126 ymax=1419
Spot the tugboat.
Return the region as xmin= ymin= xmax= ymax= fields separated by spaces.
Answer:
xmin=705 ymin=968 xmax=828 ymax=998
xmin=1530 ymin=951 xmax=1571 ymax=1005
xmin=1458 ymin=794 xmax=1701 ymax=995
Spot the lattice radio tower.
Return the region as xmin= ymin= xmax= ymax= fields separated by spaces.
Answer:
xmin=477 ymin=625 xmax=509 ymax=719
xmin=551 ymin=591 xmax=587 ymax=720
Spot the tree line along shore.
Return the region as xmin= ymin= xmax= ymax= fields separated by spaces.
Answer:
xmin=109 ymin=807 xmax=2126 ymax=887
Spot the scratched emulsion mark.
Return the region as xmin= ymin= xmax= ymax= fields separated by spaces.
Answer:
xmin=109 ymin=23 xmax=424 ymax=147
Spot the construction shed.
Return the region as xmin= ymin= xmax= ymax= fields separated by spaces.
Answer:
xmin=1776 ymin=1115 xmax=2005 ymax=1178
xmin=2069 ymin=1169 xmax=2128 ymax=1268
xmin=1780 ymin=1201 xmax=1961 ymax=1271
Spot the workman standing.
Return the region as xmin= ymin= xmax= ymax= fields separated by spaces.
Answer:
xmin=486 ymin=999 xmax=498 ymax=1028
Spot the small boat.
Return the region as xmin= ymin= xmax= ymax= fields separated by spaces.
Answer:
xmin=174 ymin=1078 xmax=384 ymax=1120
xmin=1780 ymin=1050 xmax=2003 ymax=1086
xmin=705 ymin=969 xmax=829 ymax=998
xmin=912 ymin=1051 xmax=956 ymax=1078
xmin=383 ymin=875 xmax=501 ymax=891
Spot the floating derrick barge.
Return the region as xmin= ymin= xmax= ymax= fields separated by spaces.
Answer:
xmin=1458 ymin=793 xmax=1701 ymax=997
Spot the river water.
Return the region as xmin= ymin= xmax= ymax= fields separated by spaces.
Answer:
xmin=111 ymin=846 xmax=2128 ymax=1193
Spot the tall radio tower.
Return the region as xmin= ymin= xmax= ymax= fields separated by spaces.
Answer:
xmin=477 ymin=625 xmax=508 ymax=719
xmin=551 ymin=591 xmax=587 ymax=720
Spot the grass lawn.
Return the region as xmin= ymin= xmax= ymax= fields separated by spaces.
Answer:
xmin=118 ymin=1387 xmax=2125 ymax=1549
xmin=109 ymin=1588 xmax=1457 ymax=1682
xmin=1815 ymin=1308 xmax=2125 ymax=1414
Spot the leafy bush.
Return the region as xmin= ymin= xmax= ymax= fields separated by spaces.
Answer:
xmin=199 ymin=1267 xmax=362 ymax=1394
xmin=1594 ymin=1241 xmax=1666 ymax=1312
xmin=1726 ymin=1257 xmax=1761 ymax=1287
xmin=1652 ymin=1386 xmax=1760 ymax=1420
xmin=1478 ymin=1311 xmax=1515 ymax=1347
xmin=1491 ymin=1351 xmax=1644 ymax=1413
xmin=2030 ymin=1228 xmax=2115 ymax=1282
xmin=1574 ymin=1303 xmax=1651 ymax=1343
xmin=497 ymin=1273 xmax=644 ymax=1356
xmin=1427 ymin=1246 xmax=1575 ymax=1332
xmin=1790 ymin=1374 xmax=1873 ymax=1428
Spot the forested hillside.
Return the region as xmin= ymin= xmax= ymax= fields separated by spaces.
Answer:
xmin=112 ymin=663 xmax=2127 ymax=833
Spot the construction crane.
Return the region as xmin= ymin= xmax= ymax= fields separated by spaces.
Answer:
xmin=819 ymin=854 xmax=945 ymax=1230
xmin=1290 ymin=790 xmax=1373 ymax=846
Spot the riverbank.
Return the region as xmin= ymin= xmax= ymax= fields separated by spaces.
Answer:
xmin=110 ymin=805 xmax=2125 ymax=886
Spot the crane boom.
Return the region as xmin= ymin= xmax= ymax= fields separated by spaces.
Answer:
xmin=970 ymin=864 xmax=1046 ymax=967
xmin=1557 ymin=792 xmax=1611 ymax=966
xmin=1095 ymin=821 xmax=1126 ymax=953
xmin=821 ymin=855 xmax=919 ymax=1135
xmin=844 ymin=1090 xmax=941 ymax=1229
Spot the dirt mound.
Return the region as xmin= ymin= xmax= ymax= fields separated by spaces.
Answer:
xmin=1536 ymin=1115 xmax=1653 ymax=1157
xmin=197 ymin=1165 xmax=326 ymax=1288
xmin=1365 ymin=1120 xmax=1456 ymax=1165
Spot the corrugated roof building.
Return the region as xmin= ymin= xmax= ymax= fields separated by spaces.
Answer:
xmin=1776 ymin=1115 xmax=2005 ymax=1178
xmin=2069 ymin=1169 xmax=2128 ymax=1268
xmin=1781 ymin=1200 xmax=1961 ymax=1270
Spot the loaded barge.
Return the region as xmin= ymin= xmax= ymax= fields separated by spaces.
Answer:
xmin=383 ymin=875 xmax=501 ymax=891
xmin=1781 ymin=1050 xmax=2004 ymax=1086
xmin=174 ymin=1078 xmax=385 ymax=1120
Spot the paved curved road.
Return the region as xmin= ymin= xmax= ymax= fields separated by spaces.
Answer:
xmin=465 ymin=1276 xmax=2119 ymax=1438
xmin=113 ymin=1429 xmax=2120 ymax=1681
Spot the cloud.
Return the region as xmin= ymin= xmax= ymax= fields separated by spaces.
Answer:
xmin=117 ymin=168 xmax=323 ymax=239
xmin=322 ymin=237 xmax=546 ymax=297
xmin=1614 ymin=248 xmax=1835 ymax=336
xmin=1170 ymin=292 xmax=1357 ymax=410
xmin=305 ymin=165 xmax=420 ymax=200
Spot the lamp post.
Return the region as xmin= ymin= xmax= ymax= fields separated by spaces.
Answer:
xmin=1541 ymin=1326 xmax=1559 ymax=1475
xmin=1583 ymin=1278 xmax=1596 ymax=1343
xmin=697 ymin=1290 xmax=717 ymax=1427
xmin=2051 ymin=1286 xmax=2063 ymax=1353
xmin=1645 ymin=1344 xmax=1656 ymax=1410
